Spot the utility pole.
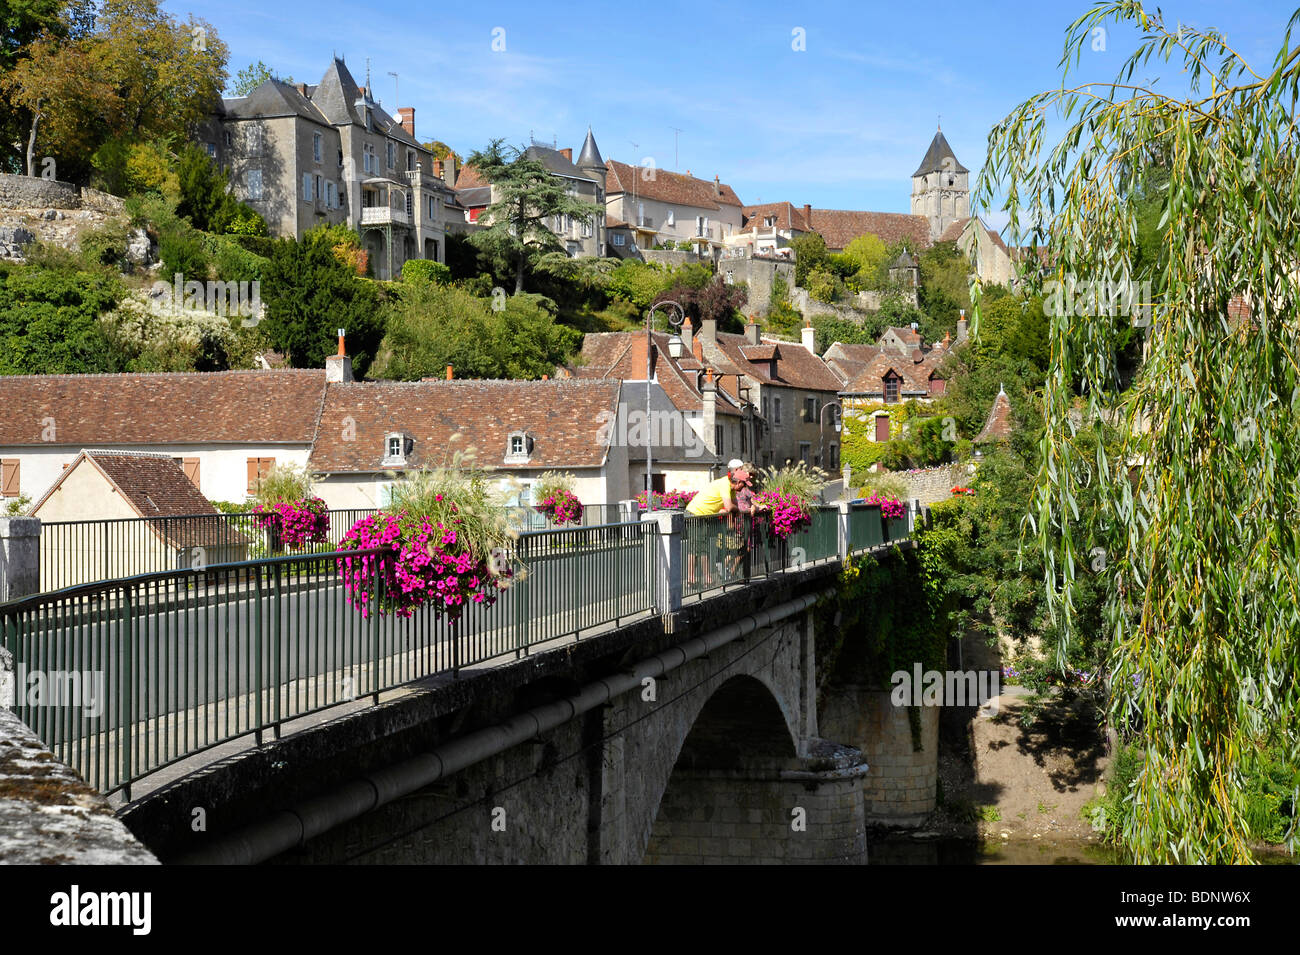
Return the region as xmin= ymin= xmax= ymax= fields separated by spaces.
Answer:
xmin=669 ymin=126 xmax=683 ymax=170
xmin=388 ymin=71 xmax=399 ymax=107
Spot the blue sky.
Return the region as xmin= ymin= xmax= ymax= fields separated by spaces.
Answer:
xmin=171 ymin=0 xmax=1295 ymax=231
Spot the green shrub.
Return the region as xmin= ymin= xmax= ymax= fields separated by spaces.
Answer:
xmin=401 ymin=259 xmax=452 ymax=285
xmin=78 ymin=222 xmax=132 ymax=272
xmin=159 ymin=228 xmax=210 ymax=281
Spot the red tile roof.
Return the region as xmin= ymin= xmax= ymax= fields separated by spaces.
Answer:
xmin=309 ymin=379 xmax=622 ymax=472
xmin=578 ymin=332 xmax=742 ymax=418
xmin=605 ymin=161 xmax=743 ymax=209
xmin=703 ymin=331 xmax=842 ymax=394
xmin=0 ymin=371 xmax=328 ymax=447
xmin=738 ymin=202 xmax=811 ymax=234
xmin=804 ymin=209 xmax=932 ymax=251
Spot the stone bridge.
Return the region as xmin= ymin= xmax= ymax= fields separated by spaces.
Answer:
xmin=117 ymin=554 xmax=938 ymax=865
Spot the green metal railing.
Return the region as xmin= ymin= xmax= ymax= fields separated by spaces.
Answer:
xmin=37 ymin=509 xmax=378 ymax=594
xmin=683 ymin=506 xmax=846 ymax=597
xmin=848 ymin=504 xmax=886 ymax=552
xmin=2 ymin=520 xmax=660 ymax=799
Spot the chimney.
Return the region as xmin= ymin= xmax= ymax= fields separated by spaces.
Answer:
xmin=397 ymin=107 xmax=415 ymax=139
xmin=803 ymin=203 xmax=812 ymax=228
xmin=446 ymin=364 xmax=454 ymax=380
xmin=702 ymin=367 xmax=718 ymax=454
xmin=326 ymin=328 xmax=353 ymax=382
xmin=700 ymin=317 xmax=718 ymax=344
xmin=745 ymin=321 xmax=761 ymax=345
xmin=681 ymin=318 xmax=694 ymax=354
xmin=801 ymin=317 xmax=816 ymax=354
xmin=714 ymin=174 xmax=721 ymax=197
xmin=439 ymin=155 xmax=457 ymax=185
xmin=559 ymin=147 xmax=572 ymax=161
xmin=296 ymin=83 xmax=308 ymax=97
xmin=957 ymin=309 xmax=969 ymax=344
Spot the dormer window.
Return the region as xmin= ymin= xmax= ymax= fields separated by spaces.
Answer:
xmin=505 ymin=431 xmax=534 ymax=463
xmin=383 ymin=432 xmax=412 ymax=467
xmin=884 ymin=371 xmax=902 ymax=404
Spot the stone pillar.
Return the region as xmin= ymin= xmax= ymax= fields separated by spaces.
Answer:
xmin=641 ymin=509 xmax=684 ymax=615
xmin=836 ymin=501 xmax=850 ymax=561
xmin=0 ymin=517 xmax=40 ymax=603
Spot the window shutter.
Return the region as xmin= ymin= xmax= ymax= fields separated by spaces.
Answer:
xmin=1 ymin=459 xmax=19 ymax=497
xmin=247 ymin=458 xmax=259 ymax=494
xmin=875 ymin=415 xmax=891 ymax=443
xmin=184 ymin=458 xmax=201 ymax=487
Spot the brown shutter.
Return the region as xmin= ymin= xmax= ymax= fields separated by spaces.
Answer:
xmin=247 ymin=458 xmax=259 ymax=495
xmin=1 ymin=460 xmax=19 ymax=497
xmin=875 ymin=416 xmax=891 ymax=443
xmin=184 ymin=458 xmax=201 ymax=487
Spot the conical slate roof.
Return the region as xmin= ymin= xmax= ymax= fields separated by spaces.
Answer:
xmin=912 ymin=129 xmax=969 ymax=177
xmin=313 ymin=57 xmax=364 ymax=126
xmin=577 ymin=127 xmax=603 ymax=168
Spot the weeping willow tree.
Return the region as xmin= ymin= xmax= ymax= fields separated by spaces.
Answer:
xmin=975 ymin=2 xmax=1300 ymax=863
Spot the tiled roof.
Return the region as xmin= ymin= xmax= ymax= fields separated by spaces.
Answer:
xmin=842 ymin=352 xmax=931 ymax=397
xmin=578 ymin=333 xmax=742 ymax=418
xmin=0 ymin=371 xmax=328 ymax=447
xmin=738 ymin=202 xmax=811 ymax=233
xmin=806 ymin=209 xmax=931 ymax=251
xmin=704 ymin=331 xmax=842 ymax=393
xmin=308 ymin=379 xmax=622 ymax=472
xmin=525 ymin=144 xmax=599 ymax=183
xmin=976 ymin=387 xmax=1013 ymax=442
xmin=604 ymin=161 xmax=743 ymax=209
xmin=454 ymin=163 xmax=489 ymax=190
xmin=885 ymin=326 xmax=923 ymax=347
xmin=939 ymin=216 xmax=1011 ymax=256
xmin=456 ymin=186 xmax=491 ymax=208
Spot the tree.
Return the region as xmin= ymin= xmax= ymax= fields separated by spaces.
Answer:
xmin=839 ymin=233 xmax=890 ymax=289
xmin=260 ymin=237 xmax=383 ymax=376
xmin=0 ymin=264 xmax=125 ymax=374
xmin=374 ymin=284 xmax=579 ymax=380
xmin=1 ymin=0 xmax=227 ymax=186
xmin=231 ymin=60 xmax=289 ymax=96
xmin=175 ymin=142 xmax=267 ymax=235
xmin=979 ymin=1 xmax=1300 ymax=863
xmin=464 ymin=139 xmax=605 ymax=294
xmin=654 ymin=275 xmax=746 ymax=334
xmin=789 ymin=231 xmax=827 ymax=288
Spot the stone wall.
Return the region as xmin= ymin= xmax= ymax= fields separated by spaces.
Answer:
xmin=79 ymin=186 xmax=127 ymax=215
xmin=643 ymin=760 xmax=868 ymax=864
xmin=900 ymin=463 xmax=975 ymax=506
xmin=641 ymin=248 xmax=702 ymax=268
xmin=0 ymin=706 xmax=157 ymax=864
xmin=818 ymin=686 xmax=939 ymax=827
xmin=789 ymin=286 xmax=919 ymax=322
xmin=0 ymin=173 xmax=80 ymax=209
xmin=718 ymin=254 xmax=796 ymax=316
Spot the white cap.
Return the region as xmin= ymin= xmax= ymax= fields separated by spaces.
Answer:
xmin=727 ymin=458 xmax=744 ymax=470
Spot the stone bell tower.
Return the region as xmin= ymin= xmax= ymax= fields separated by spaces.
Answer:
xmin=910 ymin=126 xmax=970 ymax=241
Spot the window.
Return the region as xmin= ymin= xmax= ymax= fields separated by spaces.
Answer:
xmin=696 ymin=215 xmax=707 ymax=236
xmin=326 ymin=180 xmax=336 ymax=208
xmin=612 ymin=232 xmax=625 ymax=247
xmin=406 ymin=149 xmax=416 ymax=171
xmin=386 ymin=142 xmax=395 ymax=169
xmin=247 ymin=169 xmax=263 ymax=200
xmin=509 ymin=434 xmax=525 ymax=456
xmin=247 ymin=124 xmax=265 ymax=155
xmin=829 ymin=442 xmax=839 ymax=470
xmin=338 ymin=148 xmax=344 ymax=168
xmin=799 ymin=442 xmax=812 ymax=465
xmin=805 ymin=397 xmax=818 ymax=422
xmin=302 ymin=173 xmax=313 ymax=202
xmin=773 ymin=397 xmax=782 ymax=425
xmin=246 ymin=458 xmax=275 ymax=495
xmin=1 ymin=459 xmax=20 ymax=498
xmin=364 ymin=144 xmax=375 ymax=174
xmin=405 ymin=192 xmax=413 ymax=216
xmin=383 ymin=433 xmax=410 ymax=465
xmin=224 ymin=131 xmax=232 ymax=148
xmin=204 ymin=142 xmax=216 ymax=158
xmin=764 ymin=215 xmax=775 ymax=228
xmin=313 ymin=132 xmax=322 ymax=163
xmin=666 ymin=209 xmax=674 ymax=227
xmin=884 ymin=373 xmax=900 ymax=404
xmin=315 ymin=175 xmax=323 ymax=204
xmin=173 ymin=457 xmax=201 ymax=488
xmin=582 ymin=216 xmax=593 ymax=238
xmin=715 ymin=425 xmax=724 ymax=454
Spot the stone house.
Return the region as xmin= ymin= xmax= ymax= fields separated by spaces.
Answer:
xmin=603 ymin=162 xmax=744 ymax=259
xmin=455 ymin=130 xmax=608 ymax=258
xmin=29 ymin=450 xmax=250 ymax=589
xmin=197 ymin=57 xmax=461 ymax=279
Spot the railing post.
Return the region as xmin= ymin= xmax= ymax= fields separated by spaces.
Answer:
xmin=0 ymin=517 xmax=40 ymax=603
xmin=641 ymin=509 xmax=683 ymax=616
xmin=837 ymin=502 xmax=850 ymax=561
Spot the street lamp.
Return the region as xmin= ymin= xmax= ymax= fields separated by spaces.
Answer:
xmin=644 ymin=300 xmax=685 ymax=511
xmin=819 ymin=400 xmax=842 ymax=492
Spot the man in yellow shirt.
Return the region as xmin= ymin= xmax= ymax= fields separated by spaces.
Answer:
xmin=686 ymin=463 xmax=746 ymax=586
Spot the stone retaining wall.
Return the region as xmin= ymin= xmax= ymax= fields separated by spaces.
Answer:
xmin=901 ymin=464 xmax=974 ymax=506
xmin=0 ymin=173 xmax=80 ymax=209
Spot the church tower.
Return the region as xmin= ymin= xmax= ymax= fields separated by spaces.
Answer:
xmin=910 ymin=127 xmax=970 ymax=241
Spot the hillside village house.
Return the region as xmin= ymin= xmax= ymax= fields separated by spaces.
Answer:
xmin=602 ymin=162 xmax=744 ymax=259
xmin=455 ymin=130 xmax=608 ymax=258
xmin=577 ymin=317 xmax=846 ymax=474
xmin=828 ymin=319 xmax=965 ymax=442
xmin=197 ymin=57 xmax=463 ymax=278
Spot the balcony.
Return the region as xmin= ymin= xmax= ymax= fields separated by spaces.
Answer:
xmin=360 ymin=206 xmax=409 ymax=227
